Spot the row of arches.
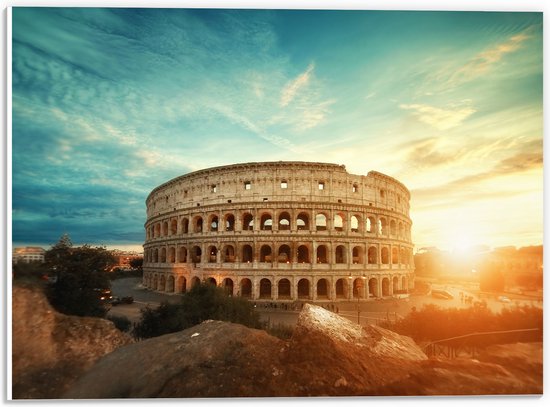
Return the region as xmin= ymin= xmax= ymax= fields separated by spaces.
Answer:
xmin=144 ymin=242 xmax=414 ymax=267
xmin=146 ymin=211 xmax=411 ymax=241
xmin=142 ymin=273 xmax=410 ymax=300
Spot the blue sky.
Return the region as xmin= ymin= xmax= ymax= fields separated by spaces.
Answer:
xmin=10 ymin=7 xmax=543 ymax=252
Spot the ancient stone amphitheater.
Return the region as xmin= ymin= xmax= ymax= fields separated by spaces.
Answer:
xmin=143 ymin=161 xmax=414 ymax=302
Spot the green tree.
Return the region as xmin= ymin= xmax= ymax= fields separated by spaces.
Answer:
xmin=45 ymin=234 xmax=115 ymax=317
xmin=133 ymin=283 xmax=261 ymax=339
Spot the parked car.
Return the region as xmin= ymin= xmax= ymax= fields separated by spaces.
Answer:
xmin=431 ymin=289 xmax=454 ymax=300
xmin=498 ymin=295 xmax=511 ymax=303
xmin=121 ymin=296 xmax=134 ymax=304
xmin=110 ymin=296 xmax=122 ymax=306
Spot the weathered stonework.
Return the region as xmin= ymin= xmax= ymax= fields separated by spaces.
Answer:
xmin=142 ymin=161 xmax=415 ymax=301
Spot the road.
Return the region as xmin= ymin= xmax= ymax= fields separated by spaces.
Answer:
xmin=108 ymin=277 xmax=543 ymax=326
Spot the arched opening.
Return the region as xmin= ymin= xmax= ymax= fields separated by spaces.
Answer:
xmin=222 ymin=278 xmax=234 ymax=296
xmin=333 ymin=214 xmax=344 ymax=231
xmin=297 ymin=279 xmax=310 ymax=299
xmin=153 ymin=249 xmax=158 ymax=263
xmin=350 ymin=215 xmax=359 ymax=233
xmin=297 ymin=212 xmax=309 ymax=230
xmin=160 ymin=248 xmax=167 ymax=263
xmin=223 ymin=245 xmax=236 ymax=262
xmin=192 ymin=246 xmax=202 ymax=264
xmin=242 ymin=244 xmax=253 ymax=263
xmin=191 ymin=276 xmax=201 ymax=288
xmin=170 ymin=219 xmax=177 ymax=235
xmin=153 ymin=274 xmax=158 ymax=290
xmin=401 ymin=276 xmax=408 ymax=292
xmin=316 ymin=279 xmax=329 ymax=299
xmin=155 ymin=223 xmax=161 ymax=238
xmin=181 ymin=218 xmax=189 ymax=234
xmin=260 ymin=245 xmax=272 ymax=262
xmin=177 ymin=276 xmax=187 ymax=293
xmin=159 ymin=275 xmax=166 ymax=291
xmin=368 ymin=246 xmax=377 ymax=264
xmin=178 ymin=246 xmax=187 ymax=263
xmin=208 ymin=246 xmax=217 ymax=263
xmin=194 ymin=216 xmax=203 ymax=233
xmin=210 ymin=215 xmax=219 ymax=232
xmin=392 ymin=247 xmax=399 ymax=264
xmin=335 ymin=245 xmax=346 ymax=264
xmin=278 ymin=212 xmax=291 ymax=230
xmin=352 ymin=246 xmax=363 ymax=264
xmin=315 ymin=213 xmax=327 ymax=231
xmin=278 ymin=279 xmax=291 ymax=299
xmin=390 ymin=220 xmax=397 ymax=236
xmin=259 ymin=278 xmax=272 ymax=299
xmin=206 ymin=277 xmax=217 ymax=286
xmin=368 ymin=278 xmax=378 ymax=298
xmin=353 ymin=278 xmax=365 ymax=299
xmin=261 ymin=213 xmax=273 ymax=231
xmin=366 ymin=216 xmax=376 ymax=233
xmin=382 ymin=278 xmax=390 ymax=296
xmin=162 ymin=222 xmax=168 ymax=236
xmin=335 ymin=278 xmax=347 ymax=299
xmin=400 ymin=247 xmax=407 ymax=265
xmin=169 ymin=247 xmax=176 ymax=263
xmin=166 ymin=276 xmax=175 ymax=292
xmin=225 ymin=214 xmax=235 ymax=231
xmin=316 ymin=245 xmax=328 ymax=263
xmin=379 ymin=218 xmax=387 ymax=235
xmin=381 ymin=247 xmax=389 ymax=264
xmin=297 ymin=245 xmax=310 ymax=263
xmin=399 ymin=222 xmax=404 ymax=238
xmin=393 ymin=276 xmax=399 ymax=292
xmin=240 ymin=278 xmax=252 ymax=298
xmin=278 ymin=244 xmax=291 ymax=263
xmin=242 ymin=213 xmax=254 ymax=231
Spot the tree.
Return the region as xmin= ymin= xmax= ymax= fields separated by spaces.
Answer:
xmin=133 ymin=283 xmax=261 ymax=339
xmin=129 ymin=257 xmax=143 ymax=270
xmin=45 ymin=234 xmax=115 ymax=317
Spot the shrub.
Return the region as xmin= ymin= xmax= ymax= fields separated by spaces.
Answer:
xmin=133 ymin=283 xmax=261 ymax=339
xmin=107 ymin=315 xmax=132 ymax=332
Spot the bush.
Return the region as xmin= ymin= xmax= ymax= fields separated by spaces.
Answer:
xmin=107 ymin=315 xmax=132 ymax=332
xmin=133 ymin=283 xmax=261 ymax=339
xmin=386 ymin=303 xmax=543 ymax=344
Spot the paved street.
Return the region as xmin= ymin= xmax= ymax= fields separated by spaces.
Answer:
xmin=108 ymin=277 xmax=543 ymax=327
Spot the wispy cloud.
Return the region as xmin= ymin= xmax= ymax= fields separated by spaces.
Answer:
xmin=280 ymin=63 xmax=315 ymax=107
xmin=400 ymin=103 xmax=476 ymax=130
xmin=446 ymin=28 xmax=532 ymax=87
xmin=411 ymin=140 xmax=542 ymax=202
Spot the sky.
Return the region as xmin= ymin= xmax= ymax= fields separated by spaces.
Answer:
xmin=9 ymin=6 xmax=543 ymax=253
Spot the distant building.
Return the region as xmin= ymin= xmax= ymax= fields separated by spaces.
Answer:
xmin=109 ymin=250 xmax=142 ymax=271
xmin=12 ymin=247 xmax=46 ymax=264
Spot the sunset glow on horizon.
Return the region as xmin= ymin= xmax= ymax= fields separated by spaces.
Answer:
xmin=10 ymin=8 xmax=543 ymax=253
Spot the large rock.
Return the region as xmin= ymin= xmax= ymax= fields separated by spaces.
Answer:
xmin=65 ymin=304 xmax=428 ymax=398
xmin=374 ymin=342 xmax=543 ymax=396
xmin=12 ymin=283 xmax=133 ymax=399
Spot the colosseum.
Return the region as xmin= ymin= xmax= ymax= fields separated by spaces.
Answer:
xmin=142 ymin=161 xmax=415 ymax=302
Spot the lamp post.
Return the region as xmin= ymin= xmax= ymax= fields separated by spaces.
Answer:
xmin=350 ymin=274 xmax=367 ymax=325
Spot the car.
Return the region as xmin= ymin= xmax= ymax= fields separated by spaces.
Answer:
xmin=498 ymin=296 xmax=511 ymax=303
xmin=431 ymin=289 xmax=454 ymax=300
xmin=121 ymin=296 xmax=134 ymax=304
xmin=110 ymin=296 xmax=122 ymax=306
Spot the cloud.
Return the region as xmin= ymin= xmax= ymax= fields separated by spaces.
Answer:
xmin=447 ymin=29 xmax=531 ymax=87
xmin=400 ymin=103 xmax=476 ymax=130
xmin=411 ymin=140 xmax=542 ymax=202
xmin=280 ymin=63 xmax=315 ymax=107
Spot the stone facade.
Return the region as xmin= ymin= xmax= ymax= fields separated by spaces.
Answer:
xmin=142 ymin=161 xmax=415 ymax=302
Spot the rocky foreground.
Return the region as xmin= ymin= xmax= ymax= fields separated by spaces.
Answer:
xmin=12 ymin=285 xmax=542 ymax=398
